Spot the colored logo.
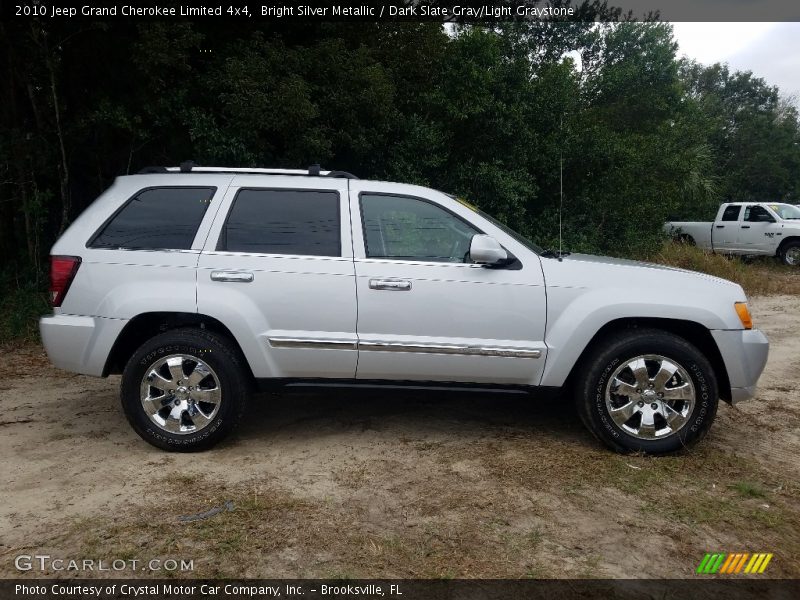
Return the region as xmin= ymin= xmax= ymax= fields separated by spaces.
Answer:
xmin=697 ymin=553 xmax=773 ymax=574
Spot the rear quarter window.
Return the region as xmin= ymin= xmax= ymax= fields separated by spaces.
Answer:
xmin=89 ymin=187 xmax=215 ymax=250
xmin=721 ymin=205 xmax=741 ymax=221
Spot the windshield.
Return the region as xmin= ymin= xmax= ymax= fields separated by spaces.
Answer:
xmin=446 ymin=194 xmax=544 ymax=254
xmin=768 ymin=203 xmax=800 ymax=220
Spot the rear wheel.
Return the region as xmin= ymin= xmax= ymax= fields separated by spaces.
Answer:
xmin=779 ymin=240 xmax=800 ymax=266
xmin=575 ymin=329 xmax=718 ymax=454
xmin=121 ymin=328 xmax=249 ymax=451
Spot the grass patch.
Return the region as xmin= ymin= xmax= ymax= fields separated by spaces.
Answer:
xmin=646 ymin=242 xmax=800 ymax=296
xmin=47 ymin=478 xmax=324 ymax=578
xmin=730 ymin=481 xmax=767 ymax=499
xmin=35 ymin=471 xmax=558 ymax=579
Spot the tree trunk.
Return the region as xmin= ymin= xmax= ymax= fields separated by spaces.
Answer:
xmin=20 ymin=173 xmax=35 ymax=266
xmin=42 ymin=31 xmax=71 ymax=234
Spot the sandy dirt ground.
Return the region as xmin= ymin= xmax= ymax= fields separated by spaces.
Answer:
xmin=1 ymin=295 xmax=798 ymax=579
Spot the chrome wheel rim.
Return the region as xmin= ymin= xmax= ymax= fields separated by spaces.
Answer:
xmin=605 ymin=354 xmax=695 ymax=440
xmin=786 ymin=247 xmax=800 ymax=266
xmin=139 ymin=354 xmax=221 ymax=435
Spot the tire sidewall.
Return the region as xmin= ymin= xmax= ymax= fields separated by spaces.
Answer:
xmin=121 ymin=330 xmax=246 ymax=451
xmin=584 ymin=334 xmax=718 ymax=454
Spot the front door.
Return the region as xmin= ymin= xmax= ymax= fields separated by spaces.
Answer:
xmin=738 ymin=205 xmax=781 ymax=254
xmin=349 ymin=181 xmax=547 ymax=386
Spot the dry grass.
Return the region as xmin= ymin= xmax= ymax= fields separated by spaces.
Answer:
xmin=21 ymin=430 xmax=799 ymax=579
xmin=647 ymin=242 xmax=800 ymax=296
xmin=0 ymin=340 xmax=51 ymax=378
xmin=38 ymin=475 xmax=550 ymax=579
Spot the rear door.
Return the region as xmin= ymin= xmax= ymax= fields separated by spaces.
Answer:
xmin=197 ymin=176 xmax=358 ymax=379
xmin=712 ymin=204 xmax=742 ymax=251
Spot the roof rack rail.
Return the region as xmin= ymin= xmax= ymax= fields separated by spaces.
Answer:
xmin=136 ymin=162 xmax=359 ymax=179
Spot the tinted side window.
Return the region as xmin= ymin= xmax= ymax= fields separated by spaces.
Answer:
xmin=90 ymin=187 xmax=215 ymax=250
xmin=361 ymin=194 xmax=479 ymax=262
xmin=744 ymin=206 xmax=774 ymax=223
xmin=220 ymin=189 xmax=340 ymax=256
xmin=721 ymin=205 xmax=741 ymax=221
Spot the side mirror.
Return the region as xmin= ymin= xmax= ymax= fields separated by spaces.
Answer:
xmin=469 ymin=234 xmax=508 ymax=266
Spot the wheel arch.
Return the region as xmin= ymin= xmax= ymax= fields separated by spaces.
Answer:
xmin=777 ymin=235 xmax=800 ymax=256
xmin=563 ymin=317 xmax=732 ymax=403
xmin=103 ymin=312 xmax=254 ymax=380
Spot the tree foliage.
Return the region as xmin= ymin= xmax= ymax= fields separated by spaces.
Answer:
xmin=1 ymin=18 xmax=799 ymax=283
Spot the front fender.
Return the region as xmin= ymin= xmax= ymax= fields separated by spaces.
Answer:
xmin=540 ymin=285 xmax=735 ymax=387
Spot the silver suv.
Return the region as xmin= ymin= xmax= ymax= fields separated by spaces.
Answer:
xmin=41 ymin=164 xmax=769 ymax=453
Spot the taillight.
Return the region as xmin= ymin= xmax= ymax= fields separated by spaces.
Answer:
xmin=50 ymin=256 xmax=82 ymax=307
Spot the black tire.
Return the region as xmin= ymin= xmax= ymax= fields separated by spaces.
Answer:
xmin=778 ymin=240 xmax=800 ymax=266
xmin=574 ymin=329 xmax=718 ymax=455
xmin=679 ymin=234 xmax=695 ymax=246
xmin=121 ymin=328 xmax=249 ymax=451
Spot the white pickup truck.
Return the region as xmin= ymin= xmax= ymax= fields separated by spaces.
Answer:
xmin=664 ymin=202 xmax=800 ymax=266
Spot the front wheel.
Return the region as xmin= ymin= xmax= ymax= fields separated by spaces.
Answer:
xmin=575 ymin=329 xmax=718 ymax=454
xmin=121 ymin=328 xmax=249 ymax=451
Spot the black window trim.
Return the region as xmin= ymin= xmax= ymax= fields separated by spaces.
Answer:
xmin=86 ymin=185 xmax=218 ymax=250
xmin=216 ymin=187 xmax=343 ymax=258
xmin=744 ymin=204 xmax=775 ymax=223
xmin=357 ymin=191 xmax=522 ymax=269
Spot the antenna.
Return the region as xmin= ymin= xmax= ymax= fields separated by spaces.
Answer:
xmin=558 ymin=114 xmax=564 ymax=261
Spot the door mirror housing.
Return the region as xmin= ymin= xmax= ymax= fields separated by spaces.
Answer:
xmin=469 ymin=234 xmax=508 ymax=266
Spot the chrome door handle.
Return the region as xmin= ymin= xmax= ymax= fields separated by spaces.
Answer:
xmin=210 ymin=271 xmax=254 ymax=283
xmin=369 ymin=279 xmax=412 ymax=291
